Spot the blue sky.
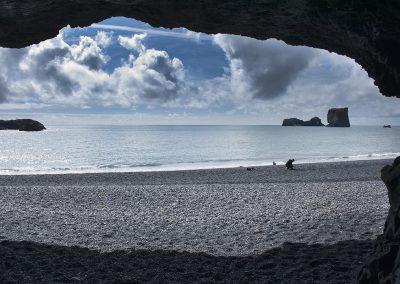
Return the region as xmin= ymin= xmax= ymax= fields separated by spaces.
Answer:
xmin=0 ymin=17 xmax=399 ymax=125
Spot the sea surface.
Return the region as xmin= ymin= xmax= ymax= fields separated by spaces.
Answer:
xmin=0 ymin=125 xmax=399 ymax=174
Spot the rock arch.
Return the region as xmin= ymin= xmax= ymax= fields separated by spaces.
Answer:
xmin=1 ymin=0 xmax=399 ymax=99
xmin=1 ymin=0 xmax=400 ymax=282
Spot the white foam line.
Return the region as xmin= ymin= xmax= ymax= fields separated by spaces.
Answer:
xmin=0 ymin=154 xmax=397 ymax=176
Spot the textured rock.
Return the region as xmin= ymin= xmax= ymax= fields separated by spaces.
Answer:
xmin=0 ymin=0 xmax=399 ymax=99
xmin=282 ymin=117 xmax=324 ymax=126
xmin=358 ymin=157 xmax=400 ymax=283
xmin=327 ymin=108 xmax=350 ymax=127
xmin=0 ymin=119 xmax=46 ymax=131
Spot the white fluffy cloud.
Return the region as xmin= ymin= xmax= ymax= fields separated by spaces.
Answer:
xmin=118 ymin=33 xmax=147 ymax=53
xmin=0 ymin=32 xmax=191 ymax=108
xmin=95 ymin=31 xmax=113 ymax=48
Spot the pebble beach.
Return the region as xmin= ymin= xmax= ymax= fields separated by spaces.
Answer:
xmin=0 ymin=159 xmax=391 ymax=283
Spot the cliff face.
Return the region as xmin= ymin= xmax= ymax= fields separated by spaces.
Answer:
xmin=0 ymin=0 xmax=399 ymax=99
xmin=358 ymin=157 xmax=400 ymax=283
xmin=282 ymin=117 xmax=324 ymax=126
xmin=327 ymin=108 xmax=350 ymax=127
xmin=0 ymin=119 xmax=46 ymax=131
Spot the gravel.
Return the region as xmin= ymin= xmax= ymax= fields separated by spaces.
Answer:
xmin=0 ymin=159 xmax=392 ymax=283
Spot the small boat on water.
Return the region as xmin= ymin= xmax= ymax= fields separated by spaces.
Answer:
xmin=383 ymin=125 xmax=391 ymax=128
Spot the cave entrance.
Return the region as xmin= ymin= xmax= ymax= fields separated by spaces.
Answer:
xmin=0 ymin=13 xmax=400 ymax=283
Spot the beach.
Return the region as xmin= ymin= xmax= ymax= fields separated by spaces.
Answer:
xmin=0 ymin=159 xmax=391 ymax=283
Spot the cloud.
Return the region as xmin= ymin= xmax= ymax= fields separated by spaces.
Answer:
xmin=0 ymin=26 xmax=396 ymax=124
xmin=0 ymin=73 xmax=11 ymax=103
xmin=70 ymin=36 xmax=109 ymax=70
xmin=118 ymin=33 xmax=147 ymax=53
xmin=95 ymin=31 xmax=113 ymax=47
xmin=91 ymin=24 xmax=212 ymax=42
xmin=0 ymin=32 xmax=191 ymax=108
xmin=213 ymin=34 xmax=318 ymax=100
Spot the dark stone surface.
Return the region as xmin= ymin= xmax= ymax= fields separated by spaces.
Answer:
xmin=283 ymin=117 xmax=325 ymax=126
xmin=0 ymin=119 xmax=46 ymax=131
xmin=0 ymin=239 xmax=374 ymax=283
xmin=327 ymin=108 xmax=350 ymax=127
xmin=358 ymin=157 xmax=400 ymax=283
xmin=0 ymin=0 xmax=399 ymax=99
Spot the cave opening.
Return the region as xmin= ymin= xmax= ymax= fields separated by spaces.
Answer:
xmin=1 ymin=3 xmax=400 ymax=282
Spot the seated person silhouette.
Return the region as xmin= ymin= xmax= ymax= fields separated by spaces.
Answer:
xmin=285 ymin=159 xmax=295 ymax=170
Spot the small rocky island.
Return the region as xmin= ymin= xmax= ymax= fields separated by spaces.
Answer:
xmin=282 ymin=107 xmax=351 ymax=127
xmin=0 ymin=119 xmax=46 ymax=131
xmin=327 ymin=107 xmax=350 ymax=127
xmin=282 ymin=117 xmax=324 ymax=126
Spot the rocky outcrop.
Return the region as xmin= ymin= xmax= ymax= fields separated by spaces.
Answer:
xmin=358 ymin=157 xmax=400 ymax=283
xmin=0 ymin=119 xmax=46 ymax=131
xmin=327 ymin=108 xmax=350 ymax=127
xmin=0 ymin=1 xmax=399 ymax=99
xmin=282 ymin=117 xmax=324 ymax=126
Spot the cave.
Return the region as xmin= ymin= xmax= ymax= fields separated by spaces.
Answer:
xmin=1 ymin=0 xmax=400 ymax=282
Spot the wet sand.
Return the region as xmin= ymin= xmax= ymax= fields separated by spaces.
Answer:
xmin=0 ymin=159 xmax=391 ymax=283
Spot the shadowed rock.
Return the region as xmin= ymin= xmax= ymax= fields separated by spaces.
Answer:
xmin=282 ymin=117 xmax=324 ymax=126
xmin=0 ymin=239 xmax=374 ymax=283
xmin=358 ymin=157 xmax=400 ymax=283
xmin=327 ymin=108 xmax=350 ymax=127
xmin=0 ymin=119 xmax=46 ymax=132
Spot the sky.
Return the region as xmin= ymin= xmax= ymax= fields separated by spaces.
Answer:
xmin=0 ymin=16 xmax=399 ymax=125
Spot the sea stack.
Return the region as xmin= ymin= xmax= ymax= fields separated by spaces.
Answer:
xmin=0 ymin=119 xmax=46 ymax=131
xmin=282 ymin=117 xmax=324 ymax=126
xmin=327 ymin=108 xmax=350 ymax=127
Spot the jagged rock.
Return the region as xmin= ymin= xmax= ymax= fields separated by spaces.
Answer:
xmin=358 ymin=157 xmax=400 ymax=283
xmin=282 ymin=117 xmax=324 ymax=126
xmin=0 ymin=1 xmax=399 ymax=99
xmin=327 ymin=108 xmax=350 ymax=127
xmin=0 ymin=119 xmax=46 ymax=132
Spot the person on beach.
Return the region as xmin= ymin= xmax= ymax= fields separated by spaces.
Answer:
xmin=286 ymin=159 xmax=295 ymax=170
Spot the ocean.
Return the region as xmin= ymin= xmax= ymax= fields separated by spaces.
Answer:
xmin=0 ymin=125 xmax=399 ymax=174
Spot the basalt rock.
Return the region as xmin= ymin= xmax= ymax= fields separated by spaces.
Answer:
xmin=0 ymin=119 xmax=46 ymax=131
xmin=0 ymin=1 xmax=399 ymax=100
xmin=327 ymin=108 xmax=350 ymax=127
xmin=358 ymin=157 xmax=400 ymax=283
xmin=282 ymin=117 xmax=324 ymax=126
xmin=1 ymin=1 xmax=400 ymax=282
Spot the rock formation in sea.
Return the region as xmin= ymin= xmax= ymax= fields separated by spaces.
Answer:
xmin=282 ymin=117 xmax=324 ymax=126
xmin=0 ymin=119 xmax=46 ymax=131
xmin=326 ymin=108 xmax=350 ymax=127
xmin=358 ymin=157 xmax=400 ymax=283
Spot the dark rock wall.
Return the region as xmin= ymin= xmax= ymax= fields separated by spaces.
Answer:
xmin=0 ymin=0 xmax=399 ymax=99
xmin=358 ymin=157 xmax=400 ymax=283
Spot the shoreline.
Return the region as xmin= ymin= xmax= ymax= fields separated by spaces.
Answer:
xmin=0 ymin=159 xmax=393 ymax=185
xmin=0 ymin=155 xmax=396 ymax=176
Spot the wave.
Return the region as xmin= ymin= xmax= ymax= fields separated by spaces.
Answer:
xmin=0 ymin=152 xmax=398 ymax=175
